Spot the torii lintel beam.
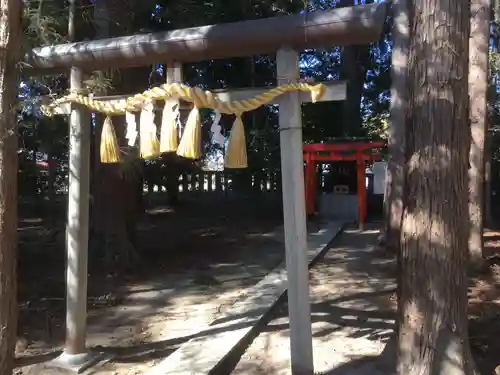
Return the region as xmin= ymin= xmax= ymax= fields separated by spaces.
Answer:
xmin=24 ymin=2 xmax=388 ymax=74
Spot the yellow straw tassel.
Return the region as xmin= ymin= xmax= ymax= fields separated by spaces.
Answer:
xmin=139 ymin=103 xmax=160 ymax=159
xmin=310 ymin=83 xmax=326 ymax=102
xmin=159 ymin=100 xmax=178 ymax=153
xmin=100 ymin=117 xmax=121 ymax=163
xmin=224 ymin=115 xmax=247 ymax=169
xmin=140 ymin=135 xmax=160 ymax=159
xmin=177 ymin=107 xmax=201 ymax=159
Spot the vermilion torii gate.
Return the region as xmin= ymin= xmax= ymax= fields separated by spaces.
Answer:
xmin=25 ymin=3 xmax=387 ymax=374
xmin=303 ymin=141 xmax=386 ymax=228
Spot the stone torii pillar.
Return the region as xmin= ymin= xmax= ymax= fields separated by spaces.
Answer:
xmin=277 ymin=47 xmax=314 ymax=374
xmin=50 ymin=66 xmax=99 ymax=374
xmin=50 ymin=0 xmax=97 ymax=371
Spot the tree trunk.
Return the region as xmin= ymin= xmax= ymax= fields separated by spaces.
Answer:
xmin=0 ymin=0 xmax=22 ymax=373
xmin=338 ymin=0 xmax=372 ymax=136
xmin=376 ymin=0 xmax=410 ymax=366
xmin=484 ymin=120 xmax=492 ymax=227
xmin=91 ymin=0 xmax=144 ymax=267
xmin=91 ymin=0 xmax=109 ymax=253
xmin=30 ymin=136 xmax=42 ymax=216
xmin=340 ymin=45 xmax=370 ymax=134
xmin=397 ymin=1 xmax=474 ymax=374
xmin=103 ymin=75 xmax=147 ymax=265
xmin=383 ymin=0 xmax=409 ymax=254
xmin=468 ymin=0 xmax=490 ymax=271
xmin=164 ymin=154 xmax=180 ymax=206
xmin=485 ymin=0 xmax=500 ymax=228
xmin=46 ymin=146 xmax=56 ymax=224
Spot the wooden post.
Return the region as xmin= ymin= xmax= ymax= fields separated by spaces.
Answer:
xmin=50 ymin=0 xmax=102 ymax=370
xmin=51 ymin=68 xmax=105 ymax=373
xmin=309 ymin=161 xmax=318 ymax=216
xmin=65 ymin=0 xmax=90 ymax=357
xmin=356 ymin=157 xmax=366 ymax=230
xmin=305 ymin=156 xmax=318 ymax=217
xmin=166 ymin=61 xmax=182 ymax=88
xmin=65 ymin=66 xmax=91 ymax=355
xmin=51 ymin=65 xmax=102 ymax=372
xmin=165 ymin=61 xmax=182 ymax=202
xmin=276 ymin=47 xmax=314 ymax=375
xmin=304 ymin=152 xmax=314 ymax=216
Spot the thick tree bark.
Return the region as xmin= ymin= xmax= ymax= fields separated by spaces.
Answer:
xmin=397 ymin=1 xmax=474 ymax=375
xmin=0 ymin=0 xmax=22 ymax=373
xmin=468 ymin=0 xmax=490 ymax=271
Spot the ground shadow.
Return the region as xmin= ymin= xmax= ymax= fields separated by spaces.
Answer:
xmin=229 ymin=223 xmax=398 ymax=375
xmin=316 ymin=355 xmax=388 ymax=375
xmin=467 ymin=228 xmax=500 ymax=374
xmin=15 ymin=200 xmax=287 ymax=371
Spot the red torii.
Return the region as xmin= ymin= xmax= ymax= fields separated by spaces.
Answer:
xmin=303 ymin=141 xmax=386 ymax=229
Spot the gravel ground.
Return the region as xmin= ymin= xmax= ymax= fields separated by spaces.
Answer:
xmin=231 ymin=224 xmax=396 ymax=375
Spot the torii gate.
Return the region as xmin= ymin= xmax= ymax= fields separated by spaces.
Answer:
xmin=25 ymin=3 xmax=387 ymax=374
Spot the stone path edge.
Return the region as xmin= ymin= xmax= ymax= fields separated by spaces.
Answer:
xmin=146 ymin=221 xmax=344 ymax=375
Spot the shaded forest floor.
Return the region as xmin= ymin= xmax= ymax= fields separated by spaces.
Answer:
xmin=12 ymin=204 xmax=500 ymax=375
xmin=470 ymin=228 xmax=500 ymax=374
xmin=14 ymin=199 xmax=286 ymax=374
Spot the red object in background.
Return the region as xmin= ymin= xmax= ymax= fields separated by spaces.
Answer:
xmin=303 ymin=141 xmax=386 ymax=229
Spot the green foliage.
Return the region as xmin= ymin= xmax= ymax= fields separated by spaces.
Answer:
xmin=364 ymin=115 xmax=388 ymax=141
xmin=22 ymin=0 xmax=67 ymax=50
xmin=490 ymin=50 xmax=500 ymax=74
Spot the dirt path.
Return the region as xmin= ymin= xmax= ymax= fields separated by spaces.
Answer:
xmin=17 ymin=219 xmax=500 ymax=375
xmin=15 ymin=219 xmax=337 ymax=375
xmin=228 ymin=225 xmax=500 ymax=375
xmin=231 ymin=224 xmax=396 ymax=375
xmin=15 ymin=219 xmax=287 ymax=375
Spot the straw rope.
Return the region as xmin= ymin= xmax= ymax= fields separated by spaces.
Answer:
xmin=40 ymin=82 xmax=326 ymax=117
